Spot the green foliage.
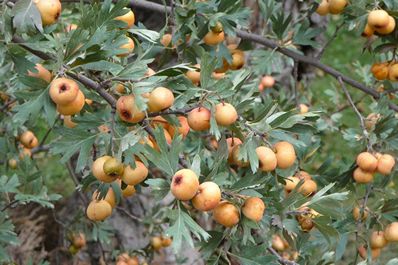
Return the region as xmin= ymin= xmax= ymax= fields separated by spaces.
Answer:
xmin=1 ymin=0 xmax=398 ymax=264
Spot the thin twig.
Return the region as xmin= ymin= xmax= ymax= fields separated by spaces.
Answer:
xmin=337 ymin=76 xmax=371 ymax=151
xmin=267 ymin=247 xmax=299 ymax=265
xmin=110 ymin=108 xmax=116 ymax=156
xmin=66 ymin=160 xmax=89 ymax=205
xmin=317 ymin=22 xmax=344 ymax=60
xmin=293 ymin=60 xmax=299 ymax=109
xmin=116 ymin=206 xmax=143 ymax=222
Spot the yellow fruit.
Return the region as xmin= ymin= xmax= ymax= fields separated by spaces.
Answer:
xmin=121 ymin=185 xmax=136 ymax=197
xmin=368 ymin=10 xmax=390 ymax=30
xmin=389 ymin=64 xmax=398 ymax=81
xmin=316 ymin=0 xmax=329 ymax=16
xmin=160 ymin=33 xmax=173 ymax=47
xmin=203 ymin=31 xmax=225 ymax=46
xmin=242 ymin=197 xmax=266 ymax=222
xmin=230 ymin=52 xmax=245 ymax=70
xmin=356 ymin=152 xmax=378 ymax=172
xmin=27 ymin=63 xmax=52 ymax=83
xmin=186 ymin=64 xmax=201 ymax=85
xmin=72 ymin=232 xmax=86 ymax=249
xmin=353 ymin=167 xmax=374 ymax=184
xmin=151 ymin=236 xmax=163 ymax=251
xmin=115 ymin=8 xmax=135 ymax=28
xmin=167 ymin=116 xmax=190 ymax=139
xmin=261 ymin=75 xmax=275 ymax=88
xmin=63 ymin=115 xmax=77 ymax=128
xmin=20 ymin=131 xmax=39 ymax=149
xmin=92 ymin=156 xmax=115 ymax=183
xmin=147 ymin=87 xmax=174 ymax=112
xmin=92 ymin=188 xmax=116 ymax=208
xmin=362 ymin=23 xmax=375 ymax=37
xmin=358 ymin=245 xmax=381 ymax=259
xmin=299 ymin=104 xmax=309 ymax=114
xmin=295 ymin=171 xmax=312 ymax=180
xmin=230 ymin=144 xmax=249 ymax=167
xmin=187 ymin=107 xmax=211 ymax=131
xmin=274 ymin=141 xmax=296 ymax=169
xmin=122 ymin=161 xmax=149 ymax=185
xmin=103 ymin=157 xmax=124 ymax=177
xmin=56 ymin=90 xmax=85 ymax=115
xmin=256 ymin=146 xmax=277 ymax=172
xmin=49 ymin=78 xmax=79 ymax=106
xmin=192 ymin=181 xmax=221 ymax=211
xmin=272 ymin=235 xmax=286 ymax=251
xmin=116 ymin=95 xmax=145 ymax=123
xmin=376 ymin=16 xmax=396 ymax=35
xmin=384 ymin=222 xmax=398 ymax=242
xmin=284 ymin=176 xmax=300 ymax=193
xmin=117 ymin=37 xmax=135 ymax=57
xmin=298 ymin=179 xmax=317 ymax=196
xmin=353 ymin=206 xmax=369 ymax=221
xmin=161 ymin=236 xmax=172 ymax=247
xmin=328 ymin=0 xmax=347 ymax=15
xmin=377 ymin=154 xmax=395 ymax=175
xmin=212 ymin=201 xmax=240 ymax=227
xmin=215 ymin=103 xmax=238 ymax=126
xmin=33 ymin=0 xmax=62 ymax=26
xmin=371 ymin=62 xmax=389 ymax=80
xmin=86 ymin=200 xmax=112 ymax=221
xmin=8 ymin=159 xmax=17 ymax=169
xmin=170 ymin=169 xmax=199 ymax=200
xmin=370 ymin=231 xmax=388 ymax=248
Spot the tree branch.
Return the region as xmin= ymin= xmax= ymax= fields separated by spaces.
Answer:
xmin=128 ymin=0 xmax=398 ymax=113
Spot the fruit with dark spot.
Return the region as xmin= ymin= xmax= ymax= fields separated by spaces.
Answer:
xmin=92 ymin=156 xmax=116 ymax=183
xmin=33 ymin=0 xmax=62 ymax=26
xmin=56 ymin=90 xmax=85 ymax=115
xmin=103 ymin=157 xmax=124 ymax=177
xmin=116 ymin=95 xmax=145 ymax=123
xmin=20 ymin=131 xmax=39 ymax=149
xmin=49 ymin=78 xmax=79 ymax=105
xmin=170 ymin=169 xmax=199 ymax=200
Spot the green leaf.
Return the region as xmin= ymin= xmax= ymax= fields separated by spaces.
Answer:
xmin=0 ymin=175 xmax=20 ymax=193
xmin=11 ymin=0 xmax=43 ymax=33
xmin=128 ymin=28 xmax=160 ymax=43
xmin=145 ymin=178 xmax=170 ymax=200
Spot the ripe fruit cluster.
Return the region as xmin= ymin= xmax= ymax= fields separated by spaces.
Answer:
xmin=170 ymin=168 xmax=266 ymax=227
xmin=68 ymin=232 xmax=86 ymax=254
xmin=87 ymin=156 xmax=148 ymax=221
xmin=116 ymin=86 xmax=174 ymax=124
xmin=272 ymin=235 xmax=299 ymax=262
xmin=116 ymin=252 xmax=139 ymax=265
xmin=353 ymin=152 xmax=395 ymax=184
xmin=258 ymin=75 xmax=275 ymax=92
xmin=296 ymin=207 xmax=320 ymax=232
xmin=49 ymin=78 xmax=86 ymax=115
xmin=363 ymin=10 xmax=396 ymax=38
xmin=371 ymin=62 xmax=398 ymax=81
xmin=14 ymin=130 xmax=40 ymax=161
xmin=358 ymin=223 xmax=398 ymax=260
xmin=187 ymin=102 xmax=238 ymax=131
xmin=150 ymin=235 xmax=172 ymax=251
xmin=284 ymin=171 xmax=318 ymax=196
xmin=316 ymin=0 xmax=347 ymax=16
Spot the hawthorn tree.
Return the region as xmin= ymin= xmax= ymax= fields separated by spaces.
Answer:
xmin=1 ymin=0 xmax=398 ymax=264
